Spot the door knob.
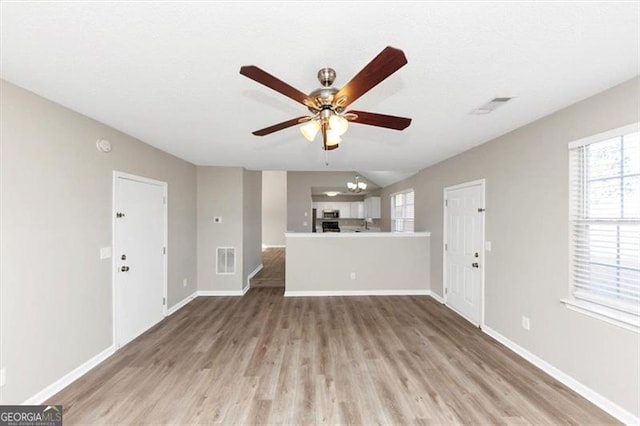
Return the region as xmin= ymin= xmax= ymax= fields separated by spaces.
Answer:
xmin=121 ymin=266 xmax=130 ymax=272
xmin=472 ymin=262 xmax=479 ymax=268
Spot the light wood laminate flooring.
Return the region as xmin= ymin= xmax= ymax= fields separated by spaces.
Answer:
xmin=48 ymin=288 xmax=618 ymax=424
xmin=250 ymin=248 xmax=285 ymax=288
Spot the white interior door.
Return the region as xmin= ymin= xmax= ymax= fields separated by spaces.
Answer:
xmin=444 ymin=180 xmax=485 ymax=326
xmin=114 ymin=173 xmax=166 ymax=347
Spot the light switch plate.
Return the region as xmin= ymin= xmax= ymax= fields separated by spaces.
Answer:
xmin=485 ymin=241 xmax=492 ymax=252
xmin=0 ymin=367 xmax=6 ymax=387
xmin=100 ymin=247 xmax=112 ymax=259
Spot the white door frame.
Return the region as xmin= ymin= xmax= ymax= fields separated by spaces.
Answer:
xmin=442 ymin=178 xmax=486 ymax=328
xmin=112 ymin=171 xmax=168 ymax=348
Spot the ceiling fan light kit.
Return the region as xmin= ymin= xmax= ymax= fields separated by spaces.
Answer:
xmin=239 ymin=46 xmax=412 ymax=153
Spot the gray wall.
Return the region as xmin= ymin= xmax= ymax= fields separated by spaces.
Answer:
xmin=0 ymin=80 xmax=197 ymax=404
xmin=243 ymin=169 xmax=262 ymax=288
xmin=380 ymin=77 xmax=640 ymax=416
xmin=197 ymin=167 xmax=244 ymax=292
xmin=287 ymin=171 xmax=377 ymax=232
xmin=261 ymin=171 xmax=287 ymax=246
xmin=197 ymin=167 xmax=262 ymax=292
xmin=285 ymin=234 xmax=430 ymax=293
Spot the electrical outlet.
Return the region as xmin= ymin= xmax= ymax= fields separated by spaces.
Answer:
xmin=303 ymin=221 xmax=308 ymax=227
xmin=522 ymin=316 xmax=531 ymax=331
xmin=183 ymin=278 xmax=188 ymax=288
xmin=0 ymin=367 xmax=6 ymax=387
xmin=350 ymin=272 xmax=356 ymax=280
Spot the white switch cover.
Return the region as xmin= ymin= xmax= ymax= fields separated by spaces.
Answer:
xmin=350 ymin=272 xmax=356 ymax=280
xmin=0 ymin=368 xmax=6 ymax=387
xmin=183 ymin=278 xmax=188 ymax=288
xmin=214 ymin=217 xmax=222 ymax=223
xmin=304 ymin=211 xmax=308 ymax=217
xmin=485 ymin=241 xmax=492 ymax=252
xmin=100 ymin=247 xmax=112 ymax=259
xmin=303 ymin=221 xmax=308 ymax=227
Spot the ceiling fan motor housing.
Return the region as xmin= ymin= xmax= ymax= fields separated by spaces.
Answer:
xmin=317 ymin=68 xmax=336 ymax=86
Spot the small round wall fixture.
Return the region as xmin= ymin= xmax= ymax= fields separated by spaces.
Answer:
xmin=96 ymin=138 xmax=112 ymax=153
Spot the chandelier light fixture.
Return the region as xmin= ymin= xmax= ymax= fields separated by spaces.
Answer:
xmin=347 ymin=175 xmax=367 ymax=193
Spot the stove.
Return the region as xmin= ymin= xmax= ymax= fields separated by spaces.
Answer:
xmin=322 ymin=221 xmax=340 ymax=232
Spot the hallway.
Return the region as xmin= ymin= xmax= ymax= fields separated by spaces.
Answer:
xmin=250 ymin=247 xmax=285 ymax=288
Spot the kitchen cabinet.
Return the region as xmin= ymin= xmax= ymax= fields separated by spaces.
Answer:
xmin=350 ymin=201 xmax=364 ymax=219
xmin=364 ymin=196 xmax=381 ymax=219
xmin=314 ymin=200 xmax=367 ymax=219
xmin=338 ymin=202 xmax=350 ymax=219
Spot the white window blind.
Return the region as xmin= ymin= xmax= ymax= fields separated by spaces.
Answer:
xmin=391 ymin=190 xmax=415 ymax=232
xmin=568 ymin=125 xmax=640 ymax=327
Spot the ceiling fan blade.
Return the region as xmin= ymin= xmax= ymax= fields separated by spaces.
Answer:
xmin=252 ymin=116 xmax=308 ymax=136
xmin=346 ymin=110 xmax=412 ymax=130
xmin=335 ymin=46 xmax=408 ymax=108
xmin=240 ymin=65 xmax=310 ymax=105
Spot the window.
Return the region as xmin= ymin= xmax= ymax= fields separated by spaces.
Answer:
xmin=391 ymin=189 xmax=414 ymax=232
xmin=565 ymin=123 xmax=639 ymax=332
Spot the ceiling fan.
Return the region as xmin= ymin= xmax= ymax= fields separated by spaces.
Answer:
xmin=239 ymin=46 xmax=412 ymax=151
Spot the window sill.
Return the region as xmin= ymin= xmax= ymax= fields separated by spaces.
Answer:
xmin=561 ymin=298 xmax=639 ymax=334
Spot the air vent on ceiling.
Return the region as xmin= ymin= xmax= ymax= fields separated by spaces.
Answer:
xmin=470 ymin=97 xmax=513 ymax=115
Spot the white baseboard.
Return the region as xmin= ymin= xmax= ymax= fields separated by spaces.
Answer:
xmin=197 ymin=290 xmax=245 ymax=296
xmin=22 ymin=344 xmax=115 ymax=405
xmin=427 ymin=290 xmax=445 ymax=304
xmin=284 ymin=289 xmax=430 ymax=297
xmin=262 ymin=244 xmax=286 ymax=250
xmin=482 ymin=325 xmax=638 ymax=425
xmin=247 ymin=263 xmax=263 ymax=289
xmin=166 ymin=291 xmax=197 ymax=316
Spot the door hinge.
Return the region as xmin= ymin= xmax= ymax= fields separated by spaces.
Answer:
xmin=445 ymin=200 xmax=448 ymax=207
xmin=445 ymin=288 xmax=448 ymax=294
xmin=163 ymin=196 xmax=167 ymax=205
xmin=163 ymin=247 xmax=166 ymax=255
xmin=445 ymin=243 xmax=448 ymax=251
xmin=116 ymin=212 xmax=125 ymax=218
xmin=478 ymin=207 xmax=486 ymax=212
xmin=163 ymin=297 xmax=166 ymax=305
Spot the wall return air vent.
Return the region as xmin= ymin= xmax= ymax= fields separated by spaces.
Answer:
xmin=216 ymin=247 xmax=236 ymax=275
xmin=470 ymin=97 xmax=513 ymax=115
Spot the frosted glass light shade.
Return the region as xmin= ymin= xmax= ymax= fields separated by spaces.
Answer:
xmin=328 ymin=115 xmax=349 ymax=136
xmin=300 ymin=120 xmax=320 ymax=141
xmin=326 ymin=130 xmax=342 ymax=146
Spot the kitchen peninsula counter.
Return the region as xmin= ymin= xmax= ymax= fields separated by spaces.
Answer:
xmin=285 ymin=232 xmax=431 ymax=296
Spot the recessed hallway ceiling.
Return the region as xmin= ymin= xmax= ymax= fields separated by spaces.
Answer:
xmin=1 ymin=2 xmax=638 ymax=185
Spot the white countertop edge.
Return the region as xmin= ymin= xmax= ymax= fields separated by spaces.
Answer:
xmin=285 ymin=232 xmax=431 ymax=238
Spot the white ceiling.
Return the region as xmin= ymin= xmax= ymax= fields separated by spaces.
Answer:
xmin=1 ymin=2 xmax=638 ymax=186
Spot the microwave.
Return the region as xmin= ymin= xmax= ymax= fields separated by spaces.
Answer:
xmin=322 ymin=210 xmax=340 ymax=219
